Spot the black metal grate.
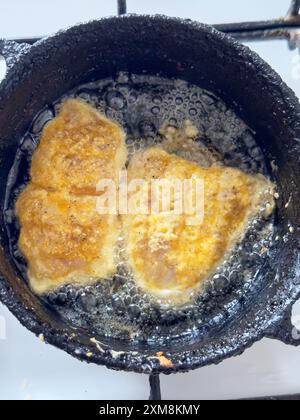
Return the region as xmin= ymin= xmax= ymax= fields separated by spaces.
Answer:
xmin=118 ymin=0 xmax=127 ymax=16
xmin=11 ymin=0 xmax=300 ymax=53
xmin=215 ymin=0 xmax=300 ymax=51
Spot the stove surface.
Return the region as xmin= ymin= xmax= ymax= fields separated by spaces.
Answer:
xmin=0 ymin=0 xmax=299 ymax=400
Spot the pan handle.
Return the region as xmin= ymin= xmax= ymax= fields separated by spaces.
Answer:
xmin=0 ymin=39 xmax=32 ymax=71
xmin=265 ymin=306 xmax=300 ymax=346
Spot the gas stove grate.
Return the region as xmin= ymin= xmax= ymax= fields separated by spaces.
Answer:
xmin=3 ymin=0 xmax=300 ymax=402
xmin=10 ymin=0 xmax=300 ymax=54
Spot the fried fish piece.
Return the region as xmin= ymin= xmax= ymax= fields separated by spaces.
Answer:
xmin=30 ymin=98 xmax=126 ymax=195
xmin=16 ymin=99 xmax=127 ymax=294
xmin=123 ymin=148 xmax=274 ymax=302
xmin=16 ymin=186 xmax=119 ymax=294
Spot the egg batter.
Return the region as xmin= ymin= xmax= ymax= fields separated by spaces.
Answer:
xmin=16 ymin=99 xmax=127 ymax=294
xmin=123 ymin=147 xmax=274 ymax=302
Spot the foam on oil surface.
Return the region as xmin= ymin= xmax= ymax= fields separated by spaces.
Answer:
xmin=4 ymin=73 xmax=275 ymax=346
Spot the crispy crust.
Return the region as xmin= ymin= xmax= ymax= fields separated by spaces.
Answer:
xmin=16 ymin=99 xmax=127 ymax=294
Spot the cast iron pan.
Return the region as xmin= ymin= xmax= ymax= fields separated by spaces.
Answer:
xmin=0 ymin=15 xmax=299 ymax=376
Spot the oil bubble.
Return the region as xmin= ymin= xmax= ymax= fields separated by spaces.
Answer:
xmin=31 ymin=108 xmax=54 ymax=134
xmin=151 ymin=106 xmax=160 ymax=115
xmin=106 ymin=90 xmax=126 ymax=110
xmin=189 ymin=108 xmax=197 ymax=117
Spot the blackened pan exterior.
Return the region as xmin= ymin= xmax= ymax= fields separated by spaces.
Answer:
xmin=0 ymin=15 xmax=299 ymax=374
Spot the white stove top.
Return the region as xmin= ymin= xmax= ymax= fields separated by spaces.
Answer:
xmin=0 ymin=0 xmax=299 ymax=400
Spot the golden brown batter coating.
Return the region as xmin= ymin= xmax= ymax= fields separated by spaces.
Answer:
xmin=16 ymin=186 xmax=118 ymax=294
xmin=16 ymin=99 xmax=127 ymax=294
xmin=123 ymin=148 xmax=274 ymax=302
xmin=30 ymin=99 xmax=126 ymax=195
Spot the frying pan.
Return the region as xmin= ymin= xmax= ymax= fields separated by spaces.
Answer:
xmin=0 ymin=15 xmax=299 ymax=383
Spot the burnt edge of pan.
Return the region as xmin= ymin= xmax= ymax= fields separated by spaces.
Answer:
xmin=1 ymin=269 xmax=300 ymax=374
xmin=0 ymin=15 xmax=299 ymax=373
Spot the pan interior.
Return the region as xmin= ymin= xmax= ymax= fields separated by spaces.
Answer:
xmin=3 ymin=72 xmax=275 ymax=348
